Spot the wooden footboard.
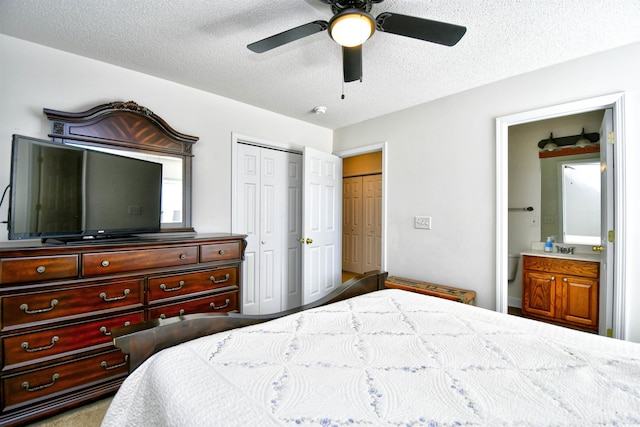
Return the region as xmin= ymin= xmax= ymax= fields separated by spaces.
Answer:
xmin=112 ymin=271 xmax=388 ymax=371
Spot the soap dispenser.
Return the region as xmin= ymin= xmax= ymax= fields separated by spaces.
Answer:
xmin=544 ymin=237 xmax=553 ymax=253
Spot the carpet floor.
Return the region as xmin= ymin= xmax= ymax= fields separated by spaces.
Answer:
xmin=25 ymin=397 xmax=112 ymax=427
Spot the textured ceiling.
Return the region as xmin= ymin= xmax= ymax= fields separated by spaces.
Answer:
xmin=1 ymin=0 xmax=640 ymax=129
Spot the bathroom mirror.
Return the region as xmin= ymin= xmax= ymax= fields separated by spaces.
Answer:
xmin=562 ymin=161 xmax=601 ymax=244
xmin=540 ymin=153 xmax=600 ymax=244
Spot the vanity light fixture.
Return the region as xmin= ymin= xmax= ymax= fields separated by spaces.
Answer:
xmin=574 ymin=128 xmax=591 ymax=148
xmin=328 ymin=9 xmax=375 ymax=47
xmin=542 ymin=133 xmax=559 ymax=151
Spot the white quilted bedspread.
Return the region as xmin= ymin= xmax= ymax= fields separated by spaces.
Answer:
xmin=102 ymin=289 xmax=640 ymax=426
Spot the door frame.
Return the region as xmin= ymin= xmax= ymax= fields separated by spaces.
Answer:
xmin=495 ymin=93 xmax=627 ymax=339
xmin=334 ymin=142 xmax=388 ymax=273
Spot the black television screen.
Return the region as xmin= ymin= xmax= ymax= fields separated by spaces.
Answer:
xmin=8 ymin=135 xmax=162 ymax=242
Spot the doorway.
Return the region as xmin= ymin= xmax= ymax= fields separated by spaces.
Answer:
xmin=496 ymin=93 xmax=627 ymax=339
xmin=342 ymin=152 xmax=383 ymax=275
xmin=335 ymin=143 xmax=388 ymax=278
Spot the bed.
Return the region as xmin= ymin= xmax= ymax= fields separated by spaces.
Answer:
xmin=103 ymin=272 xmax=640 ymax=426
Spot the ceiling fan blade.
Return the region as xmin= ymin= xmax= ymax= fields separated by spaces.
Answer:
xmin=376 ymin=12 xmax=466 ymax=46
xmin=247 ymin=21 xmax=328 ymax=53
xmin=342 ymin=45 xmax=362 ymax=82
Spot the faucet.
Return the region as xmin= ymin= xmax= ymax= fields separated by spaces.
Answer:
xmin=555 ymin=245 xmax=575 ymax=254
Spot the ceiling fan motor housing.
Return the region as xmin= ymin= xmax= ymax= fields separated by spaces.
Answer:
xmin=325 ymin=0 xmax=381 ymax=14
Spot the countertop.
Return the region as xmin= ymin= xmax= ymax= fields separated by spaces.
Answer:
xmin=520 ymin=249 xmax=602 ymax=263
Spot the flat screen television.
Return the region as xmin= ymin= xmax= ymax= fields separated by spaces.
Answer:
xmin=8 ymin=135 xmax=162 ymax=244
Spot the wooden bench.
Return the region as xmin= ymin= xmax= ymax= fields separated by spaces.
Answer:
xmin=384 ymin=276 xmax=476 ymax=305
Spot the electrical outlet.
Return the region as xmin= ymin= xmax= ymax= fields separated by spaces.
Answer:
xmin=529 ymin=216 xmax=539 ymax=227
xmin=414 ymin=216 xmax=431 ymax=230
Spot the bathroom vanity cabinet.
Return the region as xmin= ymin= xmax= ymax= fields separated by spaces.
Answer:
xmin=522 ymin=255 xmax=599 ymax=333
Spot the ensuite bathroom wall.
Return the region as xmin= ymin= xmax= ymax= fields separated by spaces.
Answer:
xmin=507 ymin=110 xmax=604 ymax=308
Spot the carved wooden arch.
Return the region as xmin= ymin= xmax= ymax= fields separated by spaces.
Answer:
xmin=43 ymin=101 xmax=199 ymax=232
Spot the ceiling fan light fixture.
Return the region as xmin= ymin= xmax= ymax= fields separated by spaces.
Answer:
xmin=329 ymin=9 xmax=375 ymax=47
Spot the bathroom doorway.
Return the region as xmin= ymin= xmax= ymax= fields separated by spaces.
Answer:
xmin=496 ymin=93 xmax=627 ymax=339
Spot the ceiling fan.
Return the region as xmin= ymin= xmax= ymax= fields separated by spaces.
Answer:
xmin=247 ymin=0 xmax=467 ymax=83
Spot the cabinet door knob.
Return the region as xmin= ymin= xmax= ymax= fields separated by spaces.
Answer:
xmin=563 ymin=277 xmax=568 ymax=282
xmin=218 ymin=249 xmax=226 ymax=255
xmin=179 ymin=254 xmax=187 ymax=260
xmin=551 ymin=276 xmax=555 ymax=281
xmin=36 ymin=265 xmax=46 ymax=274
xmin=101 ymin=260 xmax=110 ymax=267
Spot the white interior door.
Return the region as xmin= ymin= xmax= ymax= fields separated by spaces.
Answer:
xmin=302 ymin=147 xmax=342 ymax=304
xmin=362 ymin=174 xmax=382 ymax=272
xmin=342 ymin=176 xmax=362 ymax=273
xmin=235 ymin=143 xmax=302 ymax=314
xmin=600 ymin=108 xmax=614 ymax=336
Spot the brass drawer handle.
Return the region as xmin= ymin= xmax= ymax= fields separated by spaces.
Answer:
xmin=160 ymin=280 xmax=184 ymax=292
xmin=21 ymin=336 xmax=59 ymax=353
xmin=100 ymin=355 xmax=129 ymax=371
xmin=159 ymin=309 xmax=184 ymax=320
xmin=22 ymin=373 xmax=60 ymax=392
xmin=100 ymin=321 xmax=131 ymax=336
xmin=36 ymin=265 xmax=46 ymax=274
xmin=99 ymin=289 xmax=130 ymax=302
xmin=218 ymin=249 xmax=226 ymax=255
xmin=209 ymin=274 xmax=230 ymax=284
xmin=20 ymin=299 xmax=58 ymax=314
xmin=101 ymin=260 xmax=110 ymax=267
xmin=210 ymin=299 xmax=230 ymax=310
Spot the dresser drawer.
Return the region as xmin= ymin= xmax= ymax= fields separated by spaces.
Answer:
xmin=2 ymin=312 xmax=143 ymax=370
xmin=2 ymin=348 xmax=128 ymax=411
xmin=82 ymin=246 xmax=198 ymax=276
xmin=0 ymin=256 xmax=78 ymax=285
xmin=148 ymin=267 xmax=238 ymax=303
xmin=1 ymin=279 xmax=144 ymax=331
xmin=148 ymin=290 xmax=238 ymax=320
xmin=200 ymin=241 xmax=242 ymax=263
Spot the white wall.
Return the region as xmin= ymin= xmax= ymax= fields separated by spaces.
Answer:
xmin=0 ymin=34 xmax=332 ymax=241
xmin=333 ymin=42 xmax=640 ymax=342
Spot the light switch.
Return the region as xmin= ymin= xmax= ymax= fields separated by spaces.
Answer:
xmin=414 ymin=216 xmax=431 ymax=230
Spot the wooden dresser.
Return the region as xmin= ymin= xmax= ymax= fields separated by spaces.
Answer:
xmin=0 ymin=233 xmax=246 ymax=426
xmin=522 ymin=255 xmax=599 ymax=333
